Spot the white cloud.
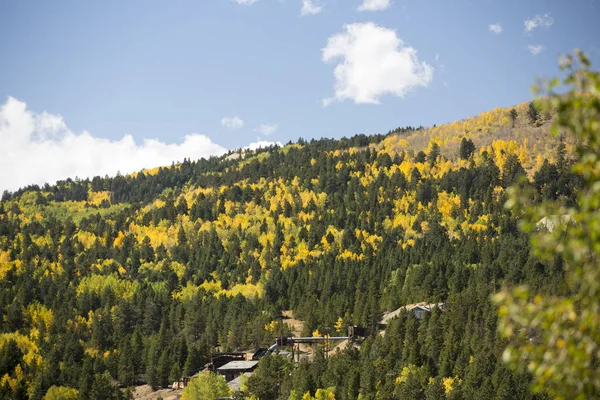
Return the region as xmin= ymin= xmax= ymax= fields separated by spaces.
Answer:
xmin=322 ymin=22 xmax=433 ymax=106
xmin=234 ymin=0 xmax=259 ymax=5
xmin=358 ymin=0 xmax=391 ymax=11
xmin=0 ymin=97 xmax=230 ymax=192
xmin=528 ymin=45 xmax=545 ymax=56
xmin=301 ymin=0 xmax=323 ymax=16
xmin=244 ymin=139 xmax=283 ymax=151
xmin=489 ymin=23 xmax=503 ymax=34
xmin=221 ymin=116 xmax=244 ymax=130
xmin=524 ymin=14 xmax=553 ymax=32
xmin=254 ymin=123 xmax=278 ymax=136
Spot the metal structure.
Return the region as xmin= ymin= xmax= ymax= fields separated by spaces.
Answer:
xmin=347 ymin=324 xmax=388 ymax=339
xmin=269 ymin=336 xmax=350 ymax=362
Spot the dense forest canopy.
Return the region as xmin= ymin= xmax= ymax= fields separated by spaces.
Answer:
xmin=0 ymin=58 xmax=595 ymax=400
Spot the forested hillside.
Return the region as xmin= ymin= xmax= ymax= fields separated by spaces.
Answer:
xmin=0 ymin=100 xmax=582 ymax=399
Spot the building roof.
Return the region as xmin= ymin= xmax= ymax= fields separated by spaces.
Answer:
xmin=252 ymin=348 xmax=269 ymax=359
xmin=227 ymin=372 xmax=252 ymax=391
xmin=413 ymin=305 xmax=431 ymax=311
xmin=217 ymin=360 xmax=259 ymax=371
xmin=381 ymin=302 xmax=445 ymax=324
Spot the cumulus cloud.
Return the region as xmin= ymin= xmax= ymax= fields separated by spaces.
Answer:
xmin=244 ymin=139 xmax=283 ymax=151
xmin=221 ymin=116 xmax=244 ymax=130
xmin=234 ymin=0 xmax=259 ymax=5
xmin=528 ymin=45 xmax=545 ymax=56
xmin=358 ymin=0 xmax=391 ymax=11
xmin=0 ymin=97 xmax=230 ymax=192
xmin=322 ymin=22 xmax=433 ymax=106
xmin=524 ymin=14 xmax=553 ymax=32
xmin=254 ymin=123 xmax=278 ymax=136
xmin=489 ymin=23 xmax=503 ymax=34
xmin=301 ymin=0 xmax=323 ymax=16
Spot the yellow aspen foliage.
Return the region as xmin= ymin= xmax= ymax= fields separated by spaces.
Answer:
xmin=399 ymin=161 xmax=414 ymax=181
xmin=0 ymin=251 xmax=12 ymax=276
xmin=470 ymin=215 xmax=489 ymax=232
xmin=336 ymin=250 xmax=364 ymax=261
xmin=363 ymin=234 xmax=382 ymax=250
xmin=535 ymin=154 xmax=545 ymax=170
xmin=33 ymin=235 xmax=50 ymax=248
xmin=517 ymin=139 xmax=529 ymax=165
xmin=200 ymin=280 xmax=222 ymax=293
xmin=223 ymin=282 xmax=263 ymax=299
xmin=443 ymin=377 xmax=462 ymax=394
xmin=488 ymin=140 xmax=519 ymax=172
xmin=259 ymin=231 xmax=276 ymax=249
xmin=29 ymin=328 xmax=40 ymax=342
xmin=113 ymin=231 xmax=126 ymax=248
xmin=264 ymin=320 xmax=278 ymax=333
xmin=415 ymin=161 xmax=430 ymax=177
xmin=138 ymin=261 xmax=160 ymax=276
xmin=170 ymin=261 xmax=185 ymax=280
xmin=297 ymin=388 xmax=336 ymax=400
xmin=76 ymin=274 xmax=137 ymax=301
xmin=0 ymin=374 xmax=17 ymax=393
xmin=172 ymin=282 xmax=201 ymax=302
xmin=431 ymin=158 xmax=454 ymax=179
xmin=76 ymin=231 xmax=97 ymax=249
xmin=401 ymin=239 xmax=416 ymax=250
xmin=90 ymin=259 xmax=122 ymax=275
xmin=88 ymin=190 xmax=111 ymax=206
xmin=141 ymin=165 xmax=164 ymax=176
xmin=397 ymin=138 xmax=410 ymax=149
xmin=280 ymin=255 xmax=295 ymax=270
xmin=25 ymin=303 xmax=54 ymax=337
xmin=45 ymin=262 xmax=64 ymax=279
xmin=295 ymin=241 xmax=311 ymax=261
xmin=359 ymin=173 xmax=374 ymax=187
xmin=0 ymin=333 xmax=40 ymax=367
xmin=43 ymin=386 xmax=78 ymax=400
xmin=66 ymin=315 xmax=90 ymax=337
xmin=151 ymin=198 xmax=166 ymax=210
xmin=0 ymin=259 xmax=23 ymax=280
xmin=395 ymin=366 xmax=416 ymax=384
xmin=130 ymin=222 xmax=178 ymax=249
xmin=224 ymin=200 xmax=237 ymax=215
xmin=296 ymin=211 xmax=314 ymax=223
xmin=84 ymin=347 xmax=100 ymax=358
xmin=437 ymin=191 xmax=461 ymax=221
xmin=14 ymin=364 xmax=23 ymax=383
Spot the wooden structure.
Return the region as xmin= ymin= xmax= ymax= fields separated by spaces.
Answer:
xmin=217 ymin=360 xmax=259 ymax=382
xmin=210 ymin=352 xmax=246 ymax=371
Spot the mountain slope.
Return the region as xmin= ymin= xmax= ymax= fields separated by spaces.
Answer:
xmin=0 ymin=104 xmax=579 ymax=399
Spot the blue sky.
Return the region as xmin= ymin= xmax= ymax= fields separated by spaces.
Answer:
xmin=0 ymin=0 xmax=599 ymax=191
